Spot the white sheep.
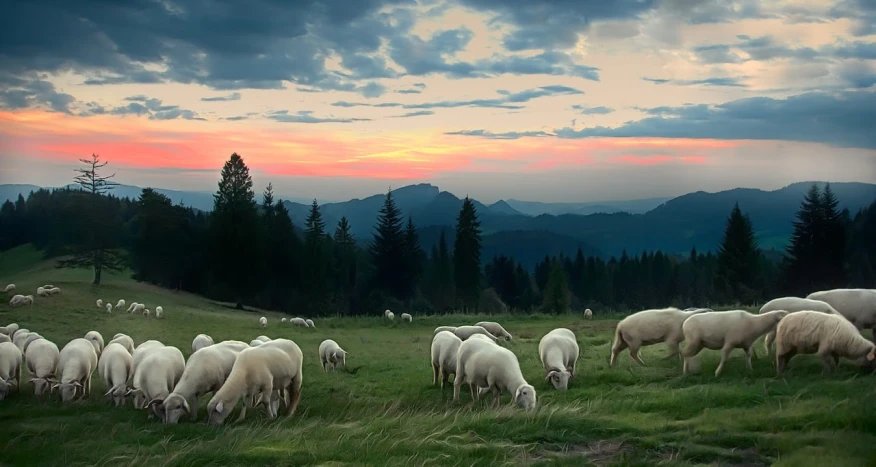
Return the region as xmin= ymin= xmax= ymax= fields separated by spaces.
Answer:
xmin=255 ymin=335 xmax=272 ymax=343
xmin=22 ymin=333 xmax=44 ymax=354
xmin=131 ymin=340 xmax=166 ymax=379
xmin=96 ymin=299 xmax=103 ymax=308
xmin=155 ymin=306 xmax=163 ymax=319
xmin=132 ymin=346 xmax=186 ymax=417
xmin=256 ymin=338 xmax=306 ymax=414
xmin=9 ymin=295 xmax=33 ymax=307
xmin=108 ymin=334 xmax=135 ymax=354
xmin=475 ymin=321 xmax=512 ymax=341
xmin=206 ymin=345 xmax=303 ymax=425
xmin=453 ymin=325 xmax=499 ymax=342
xmin=25 ymin=338 xmax=59 ymax=397
xmin=430 ymin=331 xmax=463 ymax=390
xmin=159 ymin=341 xmax=249 ymax=424
xmin=12 ymin=329 xmax=31 ymax=352
xmin=259 ymin=316 xmax=268 ymax=328
xmin=0 ymin=341 xmax=22 ymax=400
xmin=2 ymin=323 xmax=20 ymax=338
xmin=84 ymin=330 xmax=105 ymax=356
xmin=318 ymin=339 xmax=348 ymax=372
xmin=758 ymin=297 xmax=841 ymax=355
xmin=454 ymin=341 xmax=536 ymax=410
xmin=386 ymin=311 xmax=395 ymax=320
xmin=775 ymin=310 xmax=876 ymax=374
xmin=142 ymin=308 xmax=151 ymax=318
xmin=681 ymin=309 xmax=789 ymax=376
xmin=55 ymin=338 xmax=98 ymax=402
xmin=116 ymin=299 xmax=127 ymax=310
xmin=434 ymin=326 xmax=458 ymax=335
xmin=305 ymin=319 xmax=315 ymax=328
xmin=126 ymin=302 xmax=138 ymax=313
xmin=0 ymin=334 xmax=9 ymax=344
xmin=281 ymin=318 xmax=288 ymax=323
xmin=584 ymin=308 xmax=593 ymax=320
xmin=384 ymin=309 xmax=392 ymax=318
xmin=290 ymin=317 xmax=307 ymax=327
xmin=538 ymin=328 xmax=579 ymax=390
xmin=98 ymin=342 xmax=133 ymax=407
xmin=609 ymin=307 xmax=708 ymax=366
xmin=192 ymin=334 xmax=215 ymax=353
xmin=36 ymin=287 xmax=48 ymax=297
xmin=43 ymin=284 xmax=54 ymax=289
xmin=452 ymin=336 xmax=497 ymax=401
xmin=48 ymin=287 xmax=61 ymax=295
xmin=131 ymin=303 xmax=146 ymax=314
xmin=249 ymin=340 xmax=264 ymax=347
xmin=106 ymin=303 xmax=113 ymax=313
xmin=806 ymin=288 xmax=876 ymax=337
xmin=400 ymin=313 xmax=412 ymax=323
xmin=3 ymin=284 xmax=14 ymax=293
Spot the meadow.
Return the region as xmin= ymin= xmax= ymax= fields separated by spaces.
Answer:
xmin=1 ymin=245 xmax=875 ymax=467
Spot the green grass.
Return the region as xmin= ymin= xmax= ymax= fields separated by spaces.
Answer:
xmin=1 ymin=244 xmax=875 ymax=466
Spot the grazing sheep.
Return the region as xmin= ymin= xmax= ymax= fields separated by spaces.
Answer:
xmin=43 ymin=284 xmax=54 ymax=289
xmin=84 ymin=330 xmax=105 ymax=356
xmin=132 ymin=346 xmax=186 ymax=417
xmin=775 ymin=310 xmax=876 ymax=374
xmin=0 ymin=341 xmax=23 ymax=400
xmin=22 ymin=333 xmax=44 ymax=354
xmin=207 ymin=345 xmax=303 ymax=425
xmin=259 ymin=316 xmax=268 ymax=328
xmin=106 ymin=303 xmax=112 ymax=313
xmin=452 ymin=336 xmax=498 ymax=401
xmin=12 ymin=330 xmax=31 ymax=352
xmin=609 ymin=307 xmax=708 ymax=366
xmin=255 ymin=339 xmax=306 ymax=415
xmin=192 ymin=334 xmax=215 ymax=353
xmin=131 ymin=340 xmax=166 ymax=379
xmin=806 ymin=288 xmax=876 ymax=337
xmin=255 ymin=335 xmax=272 ymax=343
xmin=108 ymin=334 xmax=135 ymax=354
xmin=384 ymin=309 xmax=392 ymax=318
xmin=318 ymin=339 xmax=348 ymax=372
xmin=584 ymin=308 xmax=593 ymax=320
xmin=159 ymin=341 xmax=249 ymax=424
xmin=434 ymin=326 xmax=458 ymax=335
xmin=386 ymin=311 xmax=395 ymax=320
xmin=155 ymin=306 xmax=163 ymax=319
xmin=454 ymin=342 xmax=536 ymax=410
xmin=25 ymin=338 xmax=59 ymax=397
xmin=305 ymin=319 xmax=315 ymax=328
xmin=759 ymin=297 xmax=841 ymax=355
xmin=281 ymin=318 xmax=288 ymax=323
xmin=290 ymin=317 xmax=307 ymax=327
xmin=538 ymin=328 xmax=580 ymax=390
xmin=453 ymin=325 xmax=499 ymax=342
xmin=126 ymin=302 xmax=138 ymax=313
xmin=96 ymin=299 xmax=103 ymax=308
xmin=36 ymin=287 xmax=48 ymax=297
xmin=55 ymin=338 xmax=99 ymax=402
xmin=400 ymin=313 xmax=412 ymax=323
xmin=98 ymin=343 xmax=133 ymax=407
xmin=430 ymin=331 xmax=463 ymax=390
xmin=131 ymin=303 xmax=146 ymax=314
xmin=143 ymin=308 xmax=151 ymax=318
xmin=3 ymin=284 xmax=14 ymax=293
xmin=47 ymin=287 xmax=61 ymax=295
xmin=475 ymin=321 xmax=513 ymax=341
xmin=682 ymin=310 xmax=789 ymax=376
xmin=9 ymin=295 xmax=33 ymax=307
xmin=1 ymin=324 xmax=20 ymax=338
xmin=116 ymin=299 xmax=126 ymax=310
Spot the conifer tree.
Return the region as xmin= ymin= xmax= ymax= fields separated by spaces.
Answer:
xmin=542 ymin=260 xmax=571 ymax=314
xmin=716 ymin=202 xmax=761 ymax=303
xmin=454 ymin=197 xmax=482 ymax=309
xmin=333 ymin=216 xmax=357 ymax=315
xmin=403 ymin=217 xmax=425 ymax=298
xmin=302 ymin=199 xmax=329 ymax=311
xmin=782 ymin=183 xmax=823 ymax=294
xmin=820 ymin=183 xmax=847 ymax=287
xmin=370 ymin=189 xmax=406 ymax=298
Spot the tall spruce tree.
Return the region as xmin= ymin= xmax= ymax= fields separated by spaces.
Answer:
xmin=57 ymin=153 xmax=125 ymax=284
xmin=782 ymin=183 xmax=823 ymax=294
xmin=454 ymin=196 xmax=482 ymax=309
xmin=370 ymin=189 xmax=407 ymax=298
xmin=716 ymin=203 xmax=761 ymax=303
xmin=403 ymin=217 xmax=425 ymax=298
xmin=542 ymin=260 xmax=571 ymax=314
xmin=820 ymin=183 xmax=847 ymax=287
xmin=302 ymin=199 xmax=329 ymax=312
xmin=271 ymin=199 xmax=300 ymax=310
xmin=210 ymin=152 xmax=260 ymax=309
xmin=333 ymin=217 xmax=357 ymax=315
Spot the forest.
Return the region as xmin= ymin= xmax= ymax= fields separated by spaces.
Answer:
xmin=1 ymin=153 xmax=874 ymax=316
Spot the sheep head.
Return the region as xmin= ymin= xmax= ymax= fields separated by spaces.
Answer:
xmin=162 ymin=393 xmax=192 ymax=424
xmin=54 ymin=380 xmax=82 ymax=402
xmin=545 ymin=368 xmax=571 ymax=390
xmin=514 ymin=384 xmax=537 ymax=410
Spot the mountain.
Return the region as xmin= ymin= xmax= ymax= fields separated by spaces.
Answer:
xmin=488 ymin=200 xmax=525 ymax=216
xmin=0 ymin=184 xmax=41 ymax=205
xmin=505 ymin=196 xmax=672 ymax=216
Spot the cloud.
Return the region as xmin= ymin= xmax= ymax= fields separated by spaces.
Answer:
xmin=0 ymin=73 xmax=76 ymax=114
xmin=828 ymin=0 xmax=876 ymax=36
xmin=389 ymin=110 xmax=434 ymax=118
xmin=88 ymin=95 xmax=206 ymax=121
xmin=332 ymin=85 xmax=583 ymax=111
xmin=265 ymin=110 xmax=372 ymax=124
xmin=834 ymin=62 xmax=876 ymax=89
xmin=642 ymin=76 xmax=749 ymax=87
xmin=201 ymin=92 xmax=242 ymax=102
xmin=572 ymin=105 xmax=614 ymax=115
xmin=444 ymin=129 xmax=553 ymax=139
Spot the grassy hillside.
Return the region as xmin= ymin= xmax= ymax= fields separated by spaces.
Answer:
xmin=1 ymin=247 xmax=875 ymax=466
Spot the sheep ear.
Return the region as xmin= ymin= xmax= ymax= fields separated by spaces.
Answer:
xmin=567 ymin=366 xmax=574 ymax=378
xmin=216 ymin=401 xmax=224 ymax=413
xmin=182 ymin=399 xmax=192 ymax=414
xmin=545 ymin=370 xmax=558 ymax=380
xmin=146 ymin=398 xmax=164 ymax=409
xmin=73 ymin=381 xmax=83 ymax=388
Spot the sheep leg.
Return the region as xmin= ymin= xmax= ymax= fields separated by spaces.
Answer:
xmin=285 ymin=374 xmax=302 ymax=418
xmin=662 ymin=340 xmax=681 ymax=360
xmin=609 ymin=338 xmax=627 ymax=367
xmin=469 ymin=383 xmax=478 ymax=402
xmin=682 ymin=343 xmax=702 ymax=375
xmin=453 ymin=377 xmax=462 ymax=402
xmin=744 ymin=346 xmax=753 ymax=370
xmin=628 ymin=344 xmax=646 ymax=366
xmin=776 ymin=351 xmax=794 ymax=376
xmin=763 ymin=331 xmax=775 ymax=356
xmin=819 ymin=352 xmax=835 ymax=374
xmin=236 ymin=397 xmax=251 ymax=423
xmin=322 ymin=360 xmax=328 ymax=373
xmin=431 ymin=362 xmax=439 ymax=386
xmin=715 ymin=346 xmax=733 ymax=377
xmin=492 ymin=387 xmax=501 ymax=409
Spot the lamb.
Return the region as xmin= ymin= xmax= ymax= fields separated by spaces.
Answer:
xmin=116 ymin=299 xmax=126 ymax=310
xmin=305 ymin=319 xmax=315 ymax=328
xmin=192 ymin=334 xmax=215 ymax=353
xmin=430 ymin=331 xmax=463 ymax=390
xmin=318 ymin=339 xmax=348 ymax=372
xmin=434 ymin=326 xmax=458 ymax=335
xmin=158 ymin=341 xmax=250 ymax=424
xmin=454 ymin=342 xmax=536 ymax=410
xmin=84 ymin=330 xmax=105 ymax=356
xmin=453 ymin=325 xmax=499 ymax=342
xmin=400 ymin=313 xmax=412 ymax=323
xmin=538 ymin=328 xmax=580 ymax=390
xmin=3 ymin=284 xmax=14 ymax=293
xmin=0 ymin=341 xmax=22 ymax=400
xmin=758 ymin=297 xmax=841 ymax=355
xmin=108 ymin=334 xmax=135 ymax=354
xmin=259 ymin=316 xmax=268 ymax=328
xmin=131 ymin=346 xmax=186 ymax=416
xmin=98 ymin=343 xmax=133 ymax=407
xmin=609 ymin=307 xmax=708 ymax=366
xmin=96 ymin=299 xmax=103 ymax=308
xmin=206 ymin=345 xmax=303 ymax=425
xmin=681 ymin=309 xmax=789 ymax=376
xmin=475 ymin=321 xmax=512 ymax=341
xmin=290 ymin=317 xmax=307 ymax=327
xmin=55 ymin=338 xmax=99 ymax=402
xmin=25 ymin=337 xmax=59 ymax=397
xmin=806 ymin=288 xmax=876 ymax=337
xmin=584 ymin=308 xmax=593 ymax=320
xmin=775 ymin=310 xmax=876 ymax=374
xmin=106 ymin=303 xmax=112 ymax=313
xmin=155 ymin=306 xmax=163 ymax=319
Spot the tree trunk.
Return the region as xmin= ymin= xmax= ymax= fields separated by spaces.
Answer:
xmin=93 ymin=249 xmax=103 ymax=285
xmin=235 ymin=300 xmax=244 ymax=310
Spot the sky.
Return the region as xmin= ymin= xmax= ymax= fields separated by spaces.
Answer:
xmin=0 ymin=0 xmax=875 ymax=203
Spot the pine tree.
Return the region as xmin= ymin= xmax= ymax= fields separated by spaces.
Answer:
xmin=782 ymin=183 xmax=823 ymax=294
xmin=210 ymin=152 xmax=261 ymax=309
xmin=57 ymin=153 xmax=125 ymax=284
xmin=542 ymin=260 xmax=571 ymax=314
xmin=403 ymin=217 xmax=424 ymax=298
xmin=716 ymin=203 xmax=761 ymax=303
xmin=333 ymin=217 xmax=357 ymax=315
xmin=271 ymin=199 xmax=300 ymax=309
xmin=262 ymin=183 xmax=276 ymax=221
xmin=370 ymin=189 xmax=406 ymax=298
xmin=820 ymin=183 xmax=847 ymax=287
xmin=454 ymin=196 xmax=482 ymax=309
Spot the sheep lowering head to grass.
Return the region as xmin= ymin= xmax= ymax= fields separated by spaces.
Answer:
xmin=455 ymin=341 xmax=536 ymax=410
xmin=431 ymin=331 xmax=463 ymax=390
xmin=806 ymin=288 xmax=876 ymax=337
xmin=434 ymin=326 xmax=457 ymax=335
xmin=475 ymin=322 xmax=512 ymax=341
xmin=775 ymin=310 xmax=876 ymax=375
xmin=538 ymin=328 xmax=579 ymax=390
xmin=609 ymin=307 xmax=709 ymax=366
xmin=453 ymin=325 xmax=499 ymax=342
xmin=758 ymin=297 xmax=841 ymax=355
xmin=108 ymin=334 xmax=135 ymax=354
xmin=96 ymin=299 xmax=103 ymax=308
xmin=130 ymin=346 xmax=185 ymax=418
xmin=400 ymin=313 xmax=412 ymax=323
xmin=0 ymin=341 xmax=23 ymax=400
xmin=25 ymin=338 xmax=59 ymax=397
xmin=84 ymin=331 xmax=105 ymax=357
xmin=98 ymin=343 xmax=133 ymax=407
xmin=290 ymin=317 xmax=307 ymax=327
xmin=305 ymin=319 xmax=315 ymax=328
xmin=3 ymin=284 xmax=14 ymax=293
xmin=106 ymin=303 xmax=113 ymax=313
xmin=681 ymin=309 xmax=789 ymax=377
xmin=55 ymin=338 xmax=98 ymax=403
xmin=318 ymin=339 xmax=348 ymax=372
xmin=192 ymin=334 xmax=214 ymax=353
xmin=155 ymin=306 xmax=163 ymax=319
xmin=116 ymin=299 xmax=126 ymax=310
xmin=584 ymin=309 xmax=593 ymax=320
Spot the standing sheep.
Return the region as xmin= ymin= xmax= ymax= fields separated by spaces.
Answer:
xmin=259 ymin=316 xmax=268 ymax=328
xmin=55 ymin=338 xmax=99 ymax=402
xmin=609 ymin=307 xmax=708 ymax=366
xmin=318 ymin=339 xmax=348 ymax=372
xmin=775 ymin=311 xmax=876 ymax=375
xmin=131 ymin=340 xmax=166 ymax=378
xmin=98 ymin=343 xmax=133 ymax=407
xmin=96 ymin=299 xmax=103 ymax=308
xmin=192 ymin=334 xmax=215 ymax=353
xmin=84 ymin=330 xmax=105 ymax=356
xmin=758 ymin=297 xmax=841 ymax=355
xmin=806 ymin=288 xmax=876 ymax=338
xmin=384 ymin=309 xmax=392 ymax=318
xmin=475 ymin=321 xmax=512 ymax=341
xmin=430 ymin=331 xmax=463 ymax=390
xmin=4 ymin=284 xmax=14 ymax=293
xmin=453 ymin=325 xmax=499 ymax=342
xmin=584 ymin=309 xmax=593 ymax=320
xmin=126 ymin=302 xmax=139 ymax=313
xmin=116 ymin=299 xmax=126 ymax=310
xmin=290 ymin=317 xmax=307 ymax=327
xmin=681 ymin=310 xmax=789 ymax=376
xmin=0 ymin=341 xmax=22 ymax=400
xmin=1 ymin=323 xmax=20 ymax=338
xmin=400 ymin=313 xmax=412 ymax=323
xmin=155 ymin=306 xmax=163 ymax=319
xmin=133 ymin=346 xmax=186 ymax=417
xmin=305 ymin=319 xmax=315 ymax=328
xmin=108 ymin=334 xmax=135 ymax=354
xmin=25 ymin=338 xmax=59 ymax=397
xmin=105 ymin=303 xmax=113 ymax=313
xmin=538 ymin=328 xmax=579 ymax=390
xmin=386 ymin=311 xmax=395 ymax=320
xmin=455 ymin=343 xmax=536 ymax=410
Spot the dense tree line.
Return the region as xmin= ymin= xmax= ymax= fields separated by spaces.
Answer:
xmin=1 ymin=153 xmax=873 ymax=315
